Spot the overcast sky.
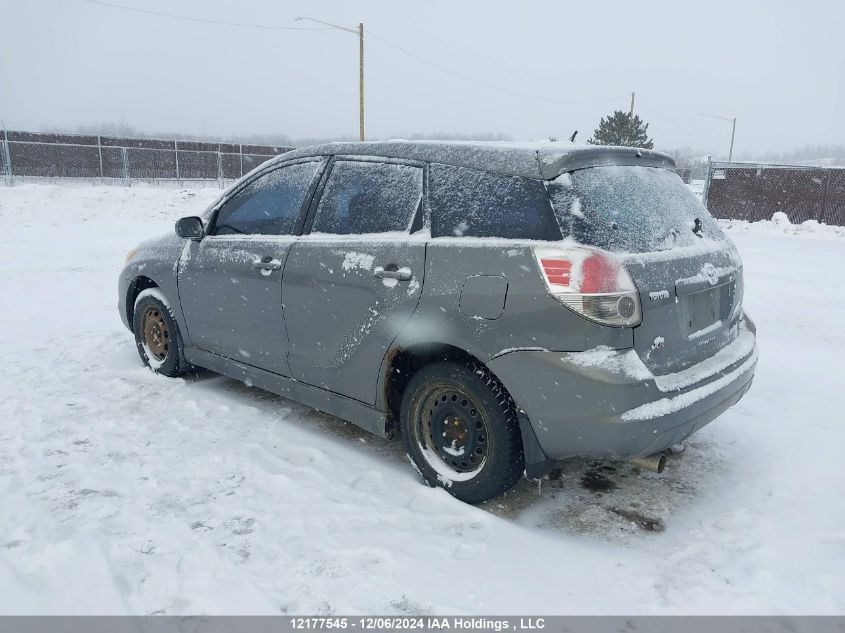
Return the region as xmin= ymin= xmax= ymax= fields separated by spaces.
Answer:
xmin=2 ymin=0 xmax=843 ymax=157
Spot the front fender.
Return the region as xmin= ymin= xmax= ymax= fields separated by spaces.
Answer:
xmin=120 ymin=232 xmax=192 ymax=344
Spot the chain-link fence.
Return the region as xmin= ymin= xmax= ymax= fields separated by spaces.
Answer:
xmin=0 ymin=130 xmax=294 ymax=187
xmin=8 ymin=133 xmax=844 ymax=227
xmin=703 ymin=160 xmax=845 ymax=226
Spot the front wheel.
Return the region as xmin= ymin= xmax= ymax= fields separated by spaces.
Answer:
xmin=400 ymin=362 xmax=524 ymax=504
xmin=132 ymin=288 xmax=189 ymax=377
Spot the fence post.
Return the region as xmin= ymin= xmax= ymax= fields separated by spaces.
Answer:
xmin=239 ymin=144 xmax=244 ymax=178
xmin=217 ymin=149 xmax=223 ymax=189
xmin=174 ymin=141 xmax=181 ymax=183
xmin=97 ymin=136 xmax=104 ymax=179
xmin=702 ymin=155 xmax=712 ymax=208
xmin=2 ymin=127 xmax=12 ymax=186
xmin=121 ymin=147 xmax=130 ymax=186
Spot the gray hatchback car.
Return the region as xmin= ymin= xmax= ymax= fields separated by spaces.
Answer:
xmin=119 ymin=141 xmax=757 ymax=503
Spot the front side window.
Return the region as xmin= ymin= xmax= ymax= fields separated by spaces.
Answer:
xmin=311 ymin=161 xmax=423 ymax=235
xmin=213 ymin=161 xmax=321 ymax=236
xmin=429 ymin=163 xmax=561 ymax=240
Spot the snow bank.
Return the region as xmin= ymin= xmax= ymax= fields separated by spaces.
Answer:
xmin=718 ymin=216 xmax=845 ymax=239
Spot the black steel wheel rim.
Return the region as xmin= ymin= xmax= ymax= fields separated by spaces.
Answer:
xmin=417 ymin=385 xmax=488 ymax=474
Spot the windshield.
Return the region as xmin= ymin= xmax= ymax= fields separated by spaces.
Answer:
xmin=547 ymin=166 xmax=725 ymax=253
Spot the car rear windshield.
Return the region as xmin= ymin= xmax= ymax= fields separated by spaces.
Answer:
xmin=547 ymin=166 xmax=725 ymax=253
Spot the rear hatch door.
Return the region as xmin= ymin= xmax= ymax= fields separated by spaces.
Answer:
xmin=624 ymin=246 xmax=741 ymax=374
xmin=547 ymin=164 xmax=743 ymax=375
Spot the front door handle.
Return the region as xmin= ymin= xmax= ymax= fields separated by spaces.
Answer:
xmin=374 ymin=266 xmax=412 ymax=282
xmin=253 ymin=257 xmax=282 ymax=271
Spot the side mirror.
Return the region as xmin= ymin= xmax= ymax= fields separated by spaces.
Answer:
xmin=175 ymin=216 xmax=204 ymax=240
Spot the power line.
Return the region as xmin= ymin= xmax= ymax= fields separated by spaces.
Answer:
xmin=79 ymin=1 xmax=716 ymax=130
xmin=82 ymin=1 xmax=628 ymax=106
xmin=366 ymin=29 xmax=627 ymax=105
xmin=83 ymin=0 xmax=331 ymax=30
xmin=636 ymin=98 xmax=706 ymax=132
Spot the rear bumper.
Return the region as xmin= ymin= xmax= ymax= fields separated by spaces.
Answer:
xmin=488 ymin=316 xmax=757 ymax=460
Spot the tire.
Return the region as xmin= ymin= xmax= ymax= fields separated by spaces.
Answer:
xmin=400 ymin=361 xmax=524 ymax=504
xmin=132 ymin=288 xmax=189 ymax=377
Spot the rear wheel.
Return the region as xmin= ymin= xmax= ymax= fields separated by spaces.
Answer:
xmin=400 ymin=362 xmax=524 ymax=504
xmin=132 ymin=289 xmax=189 ymax=377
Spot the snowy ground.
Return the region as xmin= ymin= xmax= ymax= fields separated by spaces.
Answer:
xmin=0 ymin=183 xmax=843 ymax=615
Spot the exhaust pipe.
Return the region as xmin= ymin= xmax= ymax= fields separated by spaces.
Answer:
xmin=629 ymin=453 xmax=667 ymax=474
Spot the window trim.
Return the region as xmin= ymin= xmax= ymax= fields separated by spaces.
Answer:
xmin=205 ymin=157 xmax=328 ymax=238
xmin=301 ymin=156 xmax=428 ymax=237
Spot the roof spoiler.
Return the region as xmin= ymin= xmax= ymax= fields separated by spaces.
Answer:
xmin=537 ymin=146 xmax=675 ymax=180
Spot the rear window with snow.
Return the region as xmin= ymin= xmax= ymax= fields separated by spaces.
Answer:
xmin=429 ymin=164 xmax=561 ymax=240
xmin=311 ymin=161 xmax=423 ymax=235
xmin=548 ymin=166 xmax=725 ymax=253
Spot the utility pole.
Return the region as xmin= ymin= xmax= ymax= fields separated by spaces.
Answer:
xmin=1 ymin=122 xmax=12 ymax=185
xmin=358 ymin=23 xmax=365 ymax=141
xmin=296 ymin=16 xmax=366 ymax=141
xmin=700 ymin=113 xmax=737 ymax=162
xmin=728 ymin=117 xmax=736 ymax=163
xmin=629 ymin=91 xmax=635 ymax=116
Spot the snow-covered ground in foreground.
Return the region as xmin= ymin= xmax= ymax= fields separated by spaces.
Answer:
xmin=0 ymin=183 xmax=843 ymax=615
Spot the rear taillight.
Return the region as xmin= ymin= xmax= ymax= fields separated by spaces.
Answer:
xmin=535 ymin=248 xmax=642 ymax=327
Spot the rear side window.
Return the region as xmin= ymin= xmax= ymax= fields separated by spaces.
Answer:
xmin=213 ymin=161 xmax=321 ymax=236
xmin=311 ymin=161 xmax=423 ymax=235
xmin=548 ymin=166 xmax=726 ymax=253
xmin=429 ymin=163 xmax=561 ymax=240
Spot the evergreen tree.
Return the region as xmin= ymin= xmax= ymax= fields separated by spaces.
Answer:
xmin=587 ymin=111 xmax=654 ymax=149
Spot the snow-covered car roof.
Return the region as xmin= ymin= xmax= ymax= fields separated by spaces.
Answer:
xmin=277 ymin=140 xmax=676 ymax=180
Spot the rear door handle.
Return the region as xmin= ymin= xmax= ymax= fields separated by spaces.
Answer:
xmin=253 ymin=257 xmax=282 ymax=271
xmin=374 ymin=266 xmax=412 ymax=281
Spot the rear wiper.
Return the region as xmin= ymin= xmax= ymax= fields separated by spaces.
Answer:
xmin=653 ymin=226 xmax=680 ymax=247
